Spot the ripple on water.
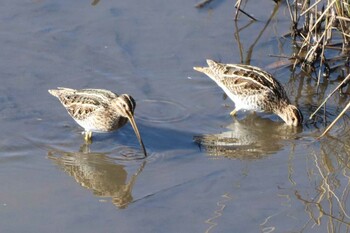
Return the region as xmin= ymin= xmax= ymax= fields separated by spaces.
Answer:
xmin=108 ymin=145 xmax=148 ymax=160
xmin=135 ymin=99 xmax=190 ymax=123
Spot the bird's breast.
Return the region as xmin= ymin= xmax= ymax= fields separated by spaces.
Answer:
xmin=74 ymin=112 xmax=129 ymax=132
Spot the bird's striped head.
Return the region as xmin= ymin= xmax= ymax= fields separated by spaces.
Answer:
xmin=117 ymin=94 xmax=136 ymax=116
xmin=278 ymin=104 xmax=303 ymax=126
xmin=116 ymin=94 xmax=147 ymax=157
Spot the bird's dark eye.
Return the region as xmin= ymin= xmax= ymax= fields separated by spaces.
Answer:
xmin=292 ymin=117 xmax=295 ymax=121
xmin=123 ymin=104 xmax=127 ymax=108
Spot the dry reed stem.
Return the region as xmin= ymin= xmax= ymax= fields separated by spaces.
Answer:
xmin=300 ymin=0 xmax=322 ymax=16
xmin=233 ymin=0 xmax=349 ymax=137
xmin=234 ymin=0 xmax=242 ymax=20
xmin=310 ymin=73 xmax=350 ymax=120
xmin=337 ymin=16 xmax=350 ymax=22
xmin=309 ymin=0 xmax=337 ymax=32
xmin=318 ymin=100 xmax=350 ymax=138
xmin=286 ymin=0 xmax=296 ymax=23
xmin=288 ymin=1 xmax=350 ymax=137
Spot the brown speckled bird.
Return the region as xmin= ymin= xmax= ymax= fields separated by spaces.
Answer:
xmin=48 ymin=87 xmax=147 ymax=157
xmin=194 ymin=59 xmax=303 ymax=126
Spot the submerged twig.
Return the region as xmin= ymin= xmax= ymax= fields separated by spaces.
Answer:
xmin=195 ymin=0 xmax=214 ymax=8
xmin=234 ymin=5 xmax=258 ymax=21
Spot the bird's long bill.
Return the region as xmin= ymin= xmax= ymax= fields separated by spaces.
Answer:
xmin=126 ymin=111 xmax=147 ymax=157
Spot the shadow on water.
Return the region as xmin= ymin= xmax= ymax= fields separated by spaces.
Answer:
xmin=91 ymin=0 xmax=100 ymax=6
xmin=48 ymin=143 xmax=146 ymax=209
xmin=79 ymin=121 xmax=196 ymax=154
xmin=193 ymin=114 xmax=302 ymax=160
xmin=38 ymin=97 xmax=196 ymax=156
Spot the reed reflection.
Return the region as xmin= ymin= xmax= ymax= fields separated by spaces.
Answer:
xmin=293 ymin=131 xmax=350 ymax=232
xmin=194 ymin=114 xmax=302 ymax=160
xmin=48 ymin=144 xmax=146 ymax=209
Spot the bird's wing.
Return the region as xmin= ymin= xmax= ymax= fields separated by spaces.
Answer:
xmin=50 ymin=88 xmax=108 ymax=120
xmin=218 ymin=64 xmax=286 ymax=98
xmin=221 ymin=64 xmax=274 ymax=90
xmin=76 ymin=89 xmax=119 ymax=100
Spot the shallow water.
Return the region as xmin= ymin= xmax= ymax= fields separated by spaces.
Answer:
xmin=1 ymin=1 xmax=350 ymax=233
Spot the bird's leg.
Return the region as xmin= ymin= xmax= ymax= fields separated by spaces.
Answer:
xmin=84 ymin=131 xmax=93 ymax=143
xmin=80 ymin=143 xmax=91 ymax=153
xmin=230 ymin=109 xmax=238 ymax=116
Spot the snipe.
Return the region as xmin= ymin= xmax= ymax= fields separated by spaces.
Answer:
xmin=48 ymin=87 xmax=147 ymax=157
xmin=193 ymin=59 xmax=303 ymax=126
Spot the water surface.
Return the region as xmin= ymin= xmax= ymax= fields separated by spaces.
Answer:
xmin=1 ymin=1 xmax=350 ymax=232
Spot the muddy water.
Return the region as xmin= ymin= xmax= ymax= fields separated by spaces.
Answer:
xmin=1 ymin=1 xmax=350 ymax=233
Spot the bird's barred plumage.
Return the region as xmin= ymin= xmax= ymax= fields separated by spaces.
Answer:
xmin=194 ymin=60 xmax=303 ymax=126
xmin=49 ymin=87 xmax=147 ymax=157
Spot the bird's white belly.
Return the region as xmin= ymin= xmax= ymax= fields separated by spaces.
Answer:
xmin=218 ymin=82 xmax=263 ymax=112
xmin=74 ymin=118 xmax=107 ymax=133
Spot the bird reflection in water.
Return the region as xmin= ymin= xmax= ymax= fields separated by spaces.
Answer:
xmin=48 ymin=144 xmax=146 ymax=209
xmin=194 ymin=114 xmax=302 ymax=160
xmin=91 ymin=0 xmax=100 ymax=6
